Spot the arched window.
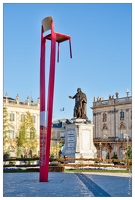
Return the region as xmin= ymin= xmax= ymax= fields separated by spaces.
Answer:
xmin=30 ymin=127 xmax=35 ymax=139
xmin=8 ymin=126 xmax=14 ymax=138
xmin=21 ymin=114 xmax=25 ymax=122
xmin=102 ymin=124 xmax=108 ymax=138
xmin=10 ymin=113 xmax=15 ymax=121
xmin=120 ymin=124 xmax=126 ymax=138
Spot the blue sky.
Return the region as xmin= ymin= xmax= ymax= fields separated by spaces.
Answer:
xmin=3 ymin=2 xmax=132 ymax=121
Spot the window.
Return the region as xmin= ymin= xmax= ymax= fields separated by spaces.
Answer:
xmin=31 ymin=115 xmax=35 ymax=123
xmin=103 ymin=113 xmax=107 ymax=122
xmin=120 ymin=124 xmax=126 ymax=138
xmin=8 ymin=126 xmax=14 ymax=139
xmin=120 ymin=111 xmax=124 ymax=120
xmin=120 ymin=133 xmax=124 ymax=138
xmin=10 ymin=113 xmax=15 ymax=121
xmin=102 ymin=124 xmax=108 ymax=138
xmin=30 ymin=127 xmax=35 ymax=139
xmin=60 ymin=131 xmax=64 ymax=138
xmin=21 ymin=114 xmax=25 ymax=122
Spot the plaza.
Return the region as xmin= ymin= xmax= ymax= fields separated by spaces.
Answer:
xmin=3 ymin=4 xmax=132 ymax=198
xmin=3 ymin=172 xmax=132 ymax=197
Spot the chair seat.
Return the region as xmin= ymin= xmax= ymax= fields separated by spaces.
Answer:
xmin=45 ymin=32 xmax=71 ymax=43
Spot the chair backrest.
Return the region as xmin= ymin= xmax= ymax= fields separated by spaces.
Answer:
xmin=42 ymin=16 xmax=53 ymax=33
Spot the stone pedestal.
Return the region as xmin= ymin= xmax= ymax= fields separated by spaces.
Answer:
xmin=61 ymin=119 xmax=97 ymax=162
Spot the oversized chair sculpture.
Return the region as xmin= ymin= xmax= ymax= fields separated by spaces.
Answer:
xmin=39 ymin=16 xmax=72 ymax=182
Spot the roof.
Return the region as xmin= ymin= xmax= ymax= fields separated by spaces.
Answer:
xmin=3 ymin=97 xmax=16 ymax=101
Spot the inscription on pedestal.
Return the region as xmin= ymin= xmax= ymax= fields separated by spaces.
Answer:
xmin=67 ymin=129 xmax=75 ymax=150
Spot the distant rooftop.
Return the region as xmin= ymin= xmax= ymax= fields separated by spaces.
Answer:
xmin=3 ymin=97 xmax=16 ymax=101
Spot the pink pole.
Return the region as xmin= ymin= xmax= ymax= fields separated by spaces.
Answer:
xmin=39 ymin=16 xmax=72 ymax=182
xmin=43 ymin=20 xmax=56 ymax=182
xmin=39 ymin=25 xmax=47 ymax=182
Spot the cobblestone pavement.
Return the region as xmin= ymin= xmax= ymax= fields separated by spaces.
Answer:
xmin=3 ymin=172 xmax=132 ymax=197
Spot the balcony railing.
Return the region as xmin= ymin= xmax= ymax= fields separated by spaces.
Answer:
xmin=93 ymin=96 xmax=132 ymax=107
xmin=94 ymin=137 xmax=132 ymax=142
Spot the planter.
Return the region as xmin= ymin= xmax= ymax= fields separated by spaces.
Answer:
xmin=49 ymin=166 xmax=65 ymax=172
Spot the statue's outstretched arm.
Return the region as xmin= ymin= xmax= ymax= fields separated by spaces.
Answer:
xmin=69 ymin=96 xmax=73 ymax=99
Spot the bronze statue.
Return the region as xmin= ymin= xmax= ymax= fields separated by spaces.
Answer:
xmin=69 ymin=88 xmax=88 ymax=119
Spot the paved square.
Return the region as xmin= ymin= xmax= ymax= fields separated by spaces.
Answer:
xmin=3 ymin=172 xmax=132 ymax=197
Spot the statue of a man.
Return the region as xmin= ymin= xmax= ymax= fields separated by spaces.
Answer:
xmin=69 ymin=88 xmax=88 ymax=119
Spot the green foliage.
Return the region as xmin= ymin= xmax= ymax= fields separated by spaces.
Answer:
xmin=125 ymin=146 xmax=132 ymax=159
xmin=65 ymin=169 xmax=130 ymax=173
xmin=16 ymin=111 xmax=38 ymax=157
xmin=50 ymin=140 xmax=62 ymax=159
xmin=111 ymin=152 xmax=118 ymax=159
xmin=49 ymin=162 xmax=63 ymax=166
xmin=18 ymin=126 xmax=26 ymax=146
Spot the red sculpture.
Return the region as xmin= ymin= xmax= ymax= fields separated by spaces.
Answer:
xmin=39 ymin=16 xmax=72 ymax=182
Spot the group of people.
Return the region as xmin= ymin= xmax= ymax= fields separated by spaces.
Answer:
xmin=69 ymin=88 xmax=88 ymax=119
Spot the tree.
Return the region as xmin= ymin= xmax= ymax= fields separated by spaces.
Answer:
xmin=125 ymin=146 xmax=132 ymax=159
xmin=125 ymin=145 xmax=132 ymax=166
xmin=16 ymin=111 xmax=38 ymax=157
xmin=50 ymin=139 xmax=64 ymax=159
xmin=111 ymin=152 xmax=118 ymax=159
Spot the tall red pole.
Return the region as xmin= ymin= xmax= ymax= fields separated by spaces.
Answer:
xmin=39 ymin=16 xmax=72 ymax=182
xmin=39 ymin=25 xmax=47 ymax=182
xmin=43 ymin=20 xmax=56 ymax=182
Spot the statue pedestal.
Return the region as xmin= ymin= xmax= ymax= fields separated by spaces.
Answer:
xmin=61 ymin=119 xmax=97 ymax=163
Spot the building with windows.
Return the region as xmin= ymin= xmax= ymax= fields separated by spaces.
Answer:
xmin=50 ymin=119 xmax=66 ymax=158
xmin=91 ymin=91 xmax=132 ymax=159
xmin=3 ymin=91 xmax=132 ymax=160
xmin=3 ymin=93 xmax=40 ymax=157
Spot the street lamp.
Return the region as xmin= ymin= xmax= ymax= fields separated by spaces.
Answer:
xmin=99 ymin=142 xmax=102 ymax=160
xmin=125 ymin=135 xmax=129 ymax=166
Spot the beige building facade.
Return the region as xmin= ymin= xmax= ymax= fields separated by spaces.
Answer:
xmin=91 ymin=92 xmax=132 ymax=159
xmin=3 ymin=93 xmax=40 ymax=157
xmin=3 ymin=91 xmax=132 ymax=160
